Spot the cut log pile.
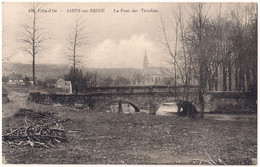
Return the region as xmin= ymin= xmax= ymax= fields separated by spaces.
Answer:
xmin=3 ymin=124 xmax=67 ymax=148
xmin=3 ymin=108 xmax=67 ymax=148
xmin=14 ymin=108 xmax=54 ymax=119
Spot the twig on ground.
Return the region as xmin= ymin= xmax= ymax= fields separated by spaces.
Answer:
xmin=34 ymin=141 xmax=49 ymax=148
xmin=6 ymin=126 xmax=24 ymax=135
xmin=192 ymin=159 xmax=214 ymax=165
xmin=218 ymin=158 xmax=228 ymax=165
xmin=204 ymin=149 xmax=217 ymax=165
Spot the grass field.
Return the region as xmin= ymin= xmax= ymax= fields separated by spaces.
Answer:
xmin=2 ymin=86 xmax=257 ymax=164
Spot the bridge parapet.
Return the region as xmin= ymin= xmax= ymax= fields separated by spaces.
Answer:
xmin=81 ymin=85 xmax=197 ymax=94
xmin=204 ymin=91 xmax=256 ymax=113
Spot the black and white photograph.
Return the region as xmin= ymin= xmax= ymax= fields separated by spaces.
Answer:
xmin=2 ymin=2 xmax=257 ymax=165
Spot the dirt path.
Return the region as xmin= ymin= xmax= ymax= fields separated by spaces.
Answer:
xmin=2 ymin=89 xmax=29 ymax=118
xmin=205 ymin=114 xmax=256 ymax=121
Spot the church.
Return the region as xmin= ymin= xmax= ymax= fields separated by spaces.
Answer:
xmin=141 ymin=51 xmax=169 ymax=86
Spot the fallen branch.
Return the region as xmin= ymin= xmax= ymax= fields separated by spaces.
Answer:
xmin=6 ymin=126 xmax=25 ymax=135
xmin=204 ymin=149 xmax=217 ymax=165
xmin=34 ymin=141 xmax=49 ymax=148
xmin=218 ymin=158 xmax=228 ymax=165
xmin=192 ymin=159 xmax=214 ymax=165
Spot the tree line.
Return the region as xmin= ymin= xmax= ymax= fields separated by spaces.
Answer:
xmin=64 ymin=67 xmax=135 ymax=92
xmin=159 ymin=3 xmax=257 ymax=117
xmin=63 ymin=67 xmax=174 ymax=92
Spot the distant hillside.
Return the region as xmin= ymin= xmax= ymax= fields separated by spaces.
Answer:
xmin=86 ymin=68 xmax=143 ymax=79
xmin=3 ymin=63 xmax=70 ymax=80
xmin=2 ymin=62 xmax=143 ymax=80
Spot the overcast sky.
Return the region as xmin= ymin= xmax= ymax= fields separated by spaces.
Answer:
xmin=2 ymin=2 xmax=243 ymax=68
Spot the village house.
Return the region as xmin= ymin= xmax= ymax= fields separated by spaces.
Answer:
xmin=5 ymin=73 xmax=36 ymax=86
xmin=23 ymin=75 xmax=35 ymax=86
xmin=7 ymin=73 xmax=24 ymax=85
xmin=55 ymin=79 xmax=72 ymax=94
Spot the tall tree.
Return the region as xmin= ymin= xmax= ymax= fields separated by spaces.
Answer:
xmin=187 ymin=3 xmax=211 ymax=117
xmin=67 ymin=16 xmax=88 ymax=94
xmin=159 ymin=12 xmax=185 ymax=99
xmin=159 ymin=6 xmax=197 ymax=101
xmin=64 ymin=67 xmax=86 ymax=93
xmin=20 ymin=3 xmax=47 ymax=91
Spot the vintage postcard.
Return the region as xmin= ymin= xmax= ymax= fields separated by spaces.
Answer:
xmin=2 ymin=2 xmax=257 ymax=165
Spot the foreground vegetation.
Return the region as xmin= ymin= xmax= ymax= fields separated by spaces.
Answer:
xmin=2 ymin=87 xmax=257 ymax=164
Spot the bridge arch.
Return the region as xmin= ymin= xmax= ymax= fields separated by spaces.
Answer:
xmin=154 ymin=98 xmax=198 ymax=114
xmin=98 ymin=98 xmax=141 ymax=112
xmin=154 ymin=98 xmax=178 ymax=112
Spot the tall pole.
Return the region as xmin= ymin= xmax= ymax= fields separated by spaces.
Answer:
xmin=198 ymin=3 xmax=204 ymax=118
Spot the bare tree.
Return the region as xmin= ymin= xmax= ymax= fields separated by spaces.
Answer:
xmin=158 ymin=3 xmax=257 ymax=118
xmin=159 ymin=13 xmax=186 ymax=99
xmin=228 ymin=4 xmax=257 ymax=92
xmin=2 ymin=26 xmax=17 ymax=71
xmin=185 ymin=3 xmax=213 ymax=118
xmin=176 ymin=5 xmax=196 ymax=100
xmin=66 ymin=15 xmax=88 ymax=94
xmin=20 ymin=3 xmax=48 ymax=92
xmin=2 ymin=28 xmax=15 ymax=65
xmin=2 ymin=53 xmax=15 ymax=71
xmin=158 ymin=5 xmax=199 ymax=102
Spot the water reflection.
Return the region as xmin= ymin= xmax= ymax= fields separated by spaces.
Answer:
xmin=110 ymin=103 xmax=136 ymax=114
xmin=156 ymin=102 xmax=178 ymax=116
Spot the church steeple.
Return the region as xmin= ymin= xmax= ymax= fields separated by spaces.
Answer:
xmin=143 ymin=50 xmax=149 ymax=70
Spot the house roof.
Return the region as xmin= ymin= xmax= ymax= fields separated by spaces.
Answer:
xmin=64 ymin=81 xmax=71 ymax=85
xmin=56 ymin=79 xmax=71 ymax=85
xmin=9 ymin=73 xmax=23 ymax=80
xmin=56 ymin=78 xmax=65 ymax=83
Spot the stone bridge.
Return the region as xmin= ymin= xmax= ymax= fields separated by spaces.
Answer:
xmin=29 ymin=86 xmax=198 ymax=114
xmin=87 ymin=92 xmax=198 ymax=113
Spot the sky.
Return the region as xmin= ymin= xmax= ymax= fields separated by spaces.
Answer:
xmin=2 ymin=2 xmax=247 ymax=68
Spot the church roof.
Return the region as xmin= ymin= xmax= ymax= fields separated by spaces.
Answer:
xmin=143 ymin=53 xmax=149 ymax=69
xmin=144 ymin=67 xmax=165 ymax=75
xmin=142 ymin=51 xmax=170 ymax=77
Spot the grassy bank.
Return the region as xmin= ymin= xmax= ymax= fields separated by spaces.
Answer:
xmin=2 ymin=87 xmax=257 ymax=164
